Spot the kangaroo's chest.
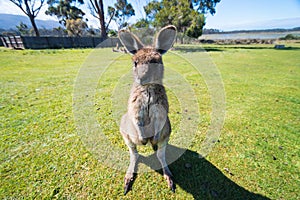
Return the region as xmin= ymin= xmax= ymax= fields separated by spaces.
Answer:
xmin=128 ymin=84 xmax=169 ymax=125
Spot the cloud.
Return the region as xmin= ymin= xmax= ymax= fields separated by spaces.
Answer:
xmin=0 ymin=1 xmax=24 ymax=15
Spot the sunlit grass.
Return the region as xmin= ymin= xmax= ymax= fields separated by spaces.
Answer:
xmin=0 ymin=44 xmax=299 ymax=199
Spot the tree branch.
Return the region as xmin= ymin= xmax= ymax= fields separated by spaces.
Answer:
xmin=33 ymin=0 xmax=46 ymax=17
xmin=89 ymin=0 xmax=97 ymax=15
xmin=31 ymin=0 xmax=36 ymax=14
xmin=88 ymin=0 xmax=100 ymax=20
xmin=105 ymin=10 xmax=115 ymax=30
xmin=9 ymin=0 xmax=27 ymax=16
xmin=24 ymin=0 xmax=33 ymax=17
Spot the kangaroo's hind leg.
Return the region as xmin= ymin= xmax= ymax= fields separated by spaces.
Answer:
xmin=157 ymin=142 xmax=176 ymax=192
xmin=123 ymin=136 xmax=139 ymax=195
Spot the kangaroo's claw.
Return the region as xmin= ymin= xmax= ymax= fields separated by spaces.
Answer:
xmin=171 ymin=183 xmax=176 ymax=193
xmin=164 ymin=174 xmax=176 ymax=193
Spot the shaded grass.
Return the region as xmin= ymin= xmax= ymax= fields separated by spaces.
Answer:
xmin=0 ymin=44 xmax=299 ymax=199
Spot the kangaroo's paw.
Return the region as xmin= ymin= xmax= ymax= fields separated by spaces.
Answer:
xmin=164 ymin=174 xmax=176 ymax=193
xmin=124 ymin=173 xmax=137 ymax=195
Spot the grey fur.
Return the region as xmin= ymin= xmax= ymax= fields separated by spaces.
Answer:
xmin=119 ymin=25 xmax=177 ymax=194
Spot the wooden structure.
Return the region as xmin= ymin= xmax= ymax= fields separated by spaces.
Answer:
xmin=1 ymin=36 xmax=24 ymax=49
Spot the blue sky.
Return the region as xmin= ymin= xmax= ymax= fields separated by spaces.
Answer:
xmin=0 ymin=0 xmax=299 ymax=31
xmin=204 ymin=0 xmax=300 ymax=30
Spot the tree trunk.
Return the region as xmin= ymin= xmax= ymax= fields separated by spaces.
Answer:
xmin=29 ymin=14 xmax=40 ymax=37
xmin=99 ymin=13 xmax=107 ymax=38
xmin=23 ymin=0 xmax=40 ymax=37
xmin=95 ymin=0 xmax=107 ymax=38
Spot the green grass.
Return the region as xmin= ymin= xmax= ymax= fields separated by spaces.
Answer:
xmin=0 ymin=44 xmax=299 ymax=199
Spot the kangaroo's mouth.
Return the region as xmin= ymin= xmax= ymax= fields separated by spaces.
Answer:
xmin=141 ymin=139 xmax=148 ymax=145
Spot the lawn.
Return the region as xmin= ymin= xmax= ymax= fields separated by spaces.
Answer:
xmin=0 ymin=43 xmax=299 ymax=199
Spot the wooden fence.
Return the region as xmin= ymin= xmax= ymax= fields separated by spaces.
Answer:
xmin=0 ymin=36 xmax=120 ymax=49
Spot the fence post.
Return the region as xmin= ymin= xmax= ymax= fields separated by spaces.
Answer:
xmin=0 ymin=37 xmax=8 ymax=48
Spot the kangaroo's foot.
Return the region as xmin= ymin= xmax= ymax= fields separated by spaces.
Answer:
xmin=124 ymin=173 xmax=137 ymax=195
xmin=164 ymin=172 xmax=176 ymax=193
xmin=157 ymin=145 xmax=176 ymax=193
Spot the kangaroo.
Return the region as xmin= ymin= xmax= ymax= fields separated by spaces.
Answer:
xmin=119 ymin=25 xmax=177 ymax=195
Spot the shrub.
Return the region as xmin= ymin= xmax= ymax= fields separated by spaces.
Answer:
xmin=280 ymin=34 xmax=300 ymax=40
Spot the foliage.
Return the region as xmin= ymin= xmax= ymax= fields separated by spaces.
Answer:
xmin=16 ymin=22 xmax=30 ymax=36
xmin=107 ymin=29 xmax=117 ymax=37
xmin=9 ymin=0 xmax=46 ymax=36
xmin=185 ymin=9 xmax=205 ymax=38
xmin=65 ymin=18 xmax=88 ymax=36
xmin=144 ymin=0 xmax=162 ymax=23
xmin=46 ymin=0 xmax=86 ymax=37
xmin=279 ymin=34 xmax=300 ymax=40
xmin=52 ymin=26 xmax=67 ymax=36
xmin=144 ymin=0 xmax=208 ymax=38
xmin=203 ymin=28 xmax=221 ymax=34
xmin=190 ymin=0 xmax=221 ymax=15
xmin=133 ymin=18 xmax=150 ymax=29
xmin=46 ymin=0 xmax=85 ymax=26
xmin=108 ymin=0 xmax=135 ymax=30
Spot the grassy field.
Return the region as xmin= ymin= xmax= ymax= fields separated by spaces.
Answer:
xmin=0 ymin=42 xmax=299 ymax=199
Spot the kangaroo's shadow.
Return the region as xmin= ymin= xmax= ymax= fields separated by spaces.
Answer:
xmin=139 ymin=145 xmax=270 ymax=200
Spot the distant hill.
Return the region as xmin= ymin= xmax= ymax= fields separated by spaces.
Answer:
xmin=203 ymin=27 xmax=300 ymax=35
xmin=0 ymin=14 xmax=61 ymax=30
xmin=211 ymin=17 xmax=300 ymax=32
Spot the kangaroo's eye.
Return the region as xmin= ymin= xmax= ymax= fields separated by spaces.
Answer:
xmin=134 ymin=61 xmax=138 ymax=68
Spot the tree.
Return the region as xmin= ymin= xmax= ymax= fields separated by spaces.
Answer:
xmin=9 ymin=0 xmax=46 ymax=37
xmin=144 ymin=1 xmax=161 ymax=23
xmin=108 ymin=0 xmax=135 ymax=30
xmin=16 ymin=22 xmax=30 ymax=36
xmin=65 ymin=18 xmax=88 ymax=36
xmin=88 ymin=0 xmax=114 ymax=38
xmin=144 ymin=0 xmax=220 ymax=39
xmin=46 ymin=0 xmax=85 ymax=26
xmin=88 ymin=0 xmax=106 ymax=38
xmin=144 ymin=0 xmax=203 ymax=38
xmin=133 ymin=18 xmax=150 ymax=29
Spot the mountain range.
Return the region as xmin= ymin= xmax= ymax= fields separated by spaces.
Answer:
xmin=0 ymin=13 xmax=299 ymax=32
xmin=0 ymin=14 xmax=61 ymax=30
xmin=220 ymin=17 xmax=300 ymax=31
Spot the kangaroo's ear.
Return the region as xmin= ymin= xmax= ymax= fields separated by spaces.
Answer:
xmin=154 ymin=25 xmax=177 ymax=55
xmin=118 ymin=30 xmax=144 ymax=54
